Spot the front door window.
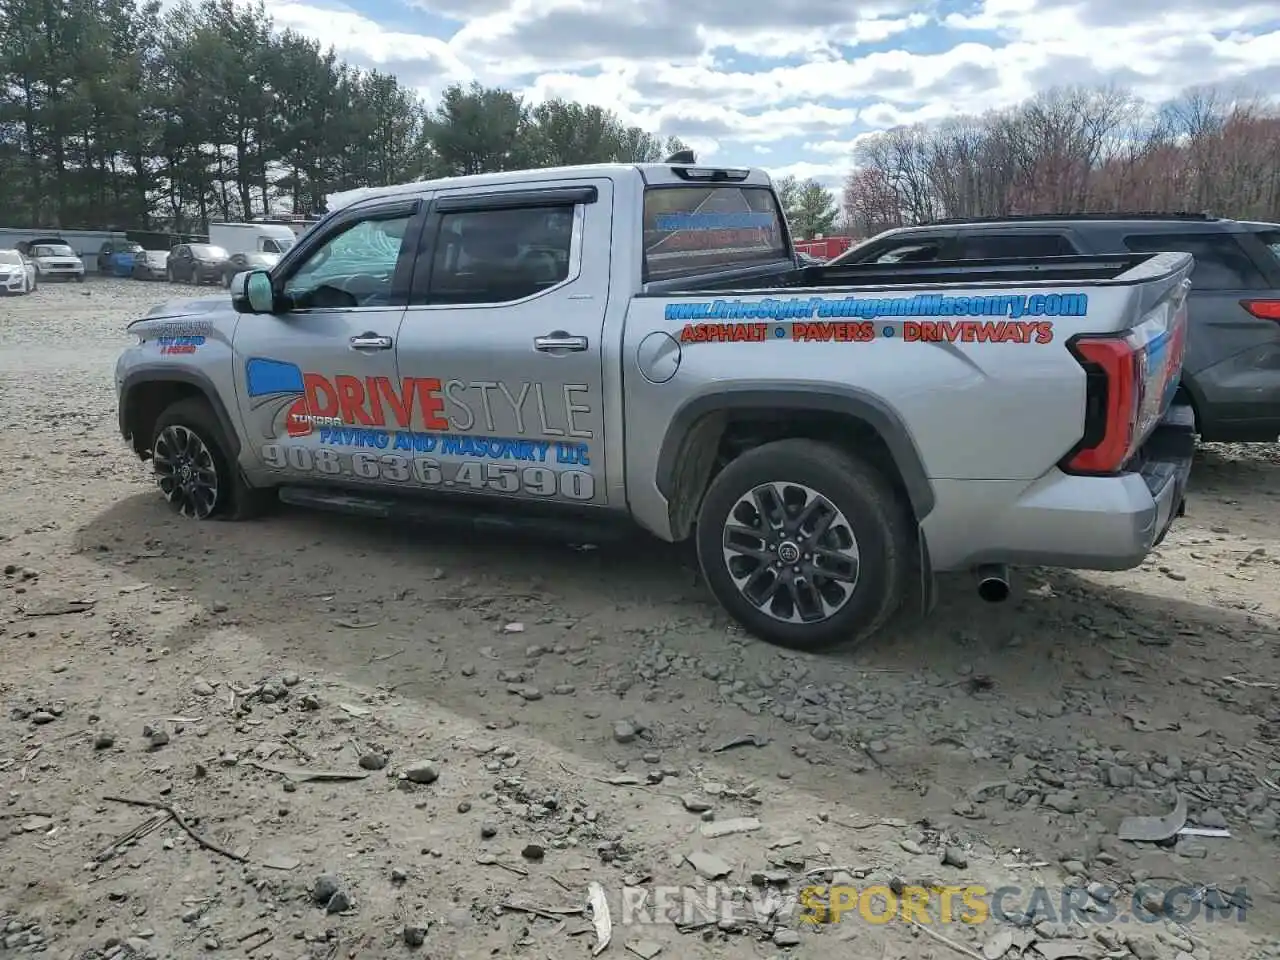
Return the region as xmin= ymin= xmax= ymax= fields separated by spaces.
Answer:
xmin=282 ymin=215 xmax=410 ymax=310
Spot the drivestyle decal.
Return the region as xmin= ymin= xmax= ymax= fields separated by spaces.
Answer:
xmin=157 ymin=335 xmax=206 ymax=355
xmin=677 ymin=319 xmax=1055 ymax=344
xmin=243 ymin=357 xmax=596 ymax=499
xmin=145 ymin=319 xmax=213 ymax=354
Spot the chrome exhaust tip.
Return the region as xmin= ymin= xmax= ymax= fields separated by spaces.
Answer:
xmin=974 ymin=564 xmax=1010 ymax=603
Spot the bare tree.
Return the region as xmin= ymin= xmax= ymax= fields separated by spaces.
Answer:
xmin=840 ymin=82 xmax=1280 ymax=230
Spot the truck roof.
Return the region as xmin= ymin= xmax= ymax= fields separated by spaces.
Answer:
xmin=326 ymin=162 xmax=775 ymax=213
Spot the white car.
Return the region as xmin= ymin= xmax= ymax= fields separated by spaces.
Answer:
xmin=0 ymin=248 xmax=37 ymax=295
xmin=27 ymin=241 xmax=86 ymax=282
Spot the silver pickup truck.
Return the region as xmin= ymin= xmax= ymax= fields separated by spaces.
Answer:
xmin=114 ymin=158 xmax=1195 ymax=651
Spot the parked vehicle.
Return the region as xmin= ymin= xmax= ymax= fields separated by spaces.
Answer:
xmin=23 ymin=239 xmax=86 ymax=282
xmin=831 ymin=214 xmax=1280 ymax=443
xmin=222 ymin=251 xmax=280 ymax=287
xmin=98 ymin=240 xmax=144 ymax=275
xmin=0 ymin=248 xmax=37 ymax=295
xmin=132 ymin=250 xmax=172 ymax=280
xmin=208 ymin=223 xmax=296 ymax=256
xmin=115 ymin=243 xmax=146 ymax=277
xmin=167 ymin=244 xmax=230 ymax=284
xmin=114 ymin=159 xmax=1194 ymax=651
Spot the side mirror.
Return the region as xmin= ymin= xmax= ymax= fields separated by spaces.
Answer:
xmin=233 ymin=270 xmax=275 ymax=314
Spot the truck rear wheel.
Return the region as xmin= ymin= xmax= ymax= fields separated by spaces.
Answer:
xmin=695 ymin=438 xmax=913 ymax=651
xmin=150 ymin=398 xmax=274 ymax=521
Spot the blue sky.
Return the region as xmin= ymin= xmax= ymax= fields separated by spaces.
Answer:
xmin=261 ymin=0 xmax=1279 ymax=190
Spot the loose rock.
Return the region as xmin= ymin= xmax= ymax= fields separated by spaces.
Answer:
xmin=312 ymin=874 xmax=343 ymax=904
xmin=403 ymin=761 xmax=439 ymax=784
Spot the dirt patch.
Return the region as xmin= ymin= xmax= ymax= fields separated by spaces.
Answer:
xmin=2 ymin=278 xmax=1279 ymax=959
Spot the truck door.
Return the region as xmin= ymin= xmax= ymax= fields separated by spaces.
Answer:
xmin=230 ymin=197 xmax=426 ymax=486
xmin=394 ymin=180 xmax=612 ymax=505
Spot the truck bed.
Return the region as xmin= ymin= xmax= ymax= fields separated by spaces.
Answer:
xmin=651 ymin=252 xmax=1185 ymax=295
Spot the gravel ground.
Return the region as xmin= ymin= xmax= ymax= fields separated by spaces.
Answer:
xmin=2 ymin=277 xmax=1280 ymax=960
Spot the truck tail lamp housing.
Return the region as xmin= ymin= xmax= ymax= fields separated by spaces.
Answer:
xmin=1240 ymin=299 xmax=1280 ymax=321
xmin=1063 ymin=291 xmax=1189 ymax=475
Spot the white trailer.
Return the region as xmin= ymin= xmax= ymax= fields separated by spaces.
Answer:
xmin=208 ymin=222 xmax=297 ymax=256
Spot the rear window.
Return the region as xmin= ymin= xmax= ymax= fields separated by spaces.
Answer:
xmin=1123 ymin=232 xmax=1268 ymax=290
xmin=642 ymin=185 xmax=787 ymax=281
xmin=1257 ymin=230 xmax=1280 ymax=265
xmin=842 ymin=239 xmax=945 ymax=265
xmin=952 ymin=233 xmax=1077 ymax=258
xmin=190 ymin=245 xmax=228 ymax=258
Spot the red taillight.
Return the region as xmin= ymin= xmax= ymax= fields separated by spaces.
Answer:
xmin=1063 ymin=337 xmax=1142 ymax=474
xmin=1241 ymin=299 xmax=1280 ymax=321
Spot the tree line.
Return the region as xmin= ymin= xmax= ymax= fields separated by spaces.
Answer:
xmin=0 ymin=0 xmax=688 ymax=231
xmin=842 ymin=85 xmax=1280 ymax=236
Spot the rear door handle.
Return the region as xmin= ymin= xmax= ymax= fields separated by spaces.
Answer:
xmin=350 ymin=333 xmax=393 ymax=350
xmin=534 ymin=333 xmax=588 ymax=352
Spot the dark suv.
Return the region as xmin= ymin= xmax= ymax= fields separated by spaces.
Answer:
xmin=833 ymin=214 xmax=1280 ymax=443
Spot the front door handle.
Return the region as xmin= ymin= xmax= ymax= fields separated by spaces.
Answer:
xmin=350 ymin=333 xmax=393 ymax=350
xmin=534 ymin=332 xmax=588 ymax=352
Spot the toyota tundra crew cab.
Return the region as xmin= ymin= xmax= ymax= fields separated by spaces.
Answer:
xmin=114 ymin=159 xmax=1196 ymax=651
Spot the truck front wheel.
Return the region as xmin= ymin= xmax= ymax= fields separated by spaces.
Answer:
xmin=150 ymin=398 xmax=274 ymax=521
xmin=695 ymin=438 xmax=913 ymax=651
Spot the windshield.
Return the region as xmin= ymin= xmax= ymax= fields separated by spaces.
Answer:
xmin=191 ymin=245 xmax=228 ymax=259
xmin=34 ymin=244 xmax=75 ymax=257
xmin=0 ymin=251 xmax=21 ymax=265
xmin=146 ymin=250 xmax=169 ymax=262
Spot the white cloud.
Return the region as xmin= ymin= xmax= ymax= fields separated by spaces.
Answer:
xmin=802 ymin=132 xmax=883 ymax=157
xmin=767 ymin=161 xmax=847 ymax=191
xmin=699 ymin=13 xmax=930 ymax=60
xmin=268 ymin=0 xmax=473 ymax=95
xmin=251 ymin=0 xmax=1280 ymax=183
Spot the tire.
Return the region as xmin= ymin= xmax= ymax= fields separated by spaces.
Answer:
xmin=150 ymin=398 xmax=276 ymax=521
xmin=694 ymin=438 xmax=913 ymax=652
xmin=76 ymin=274 xmax=85 ymax=283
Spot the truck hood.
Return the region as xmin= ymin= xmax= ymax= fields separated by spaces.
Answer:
xmin=134 ymin=295 xmax=230 ymax=323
